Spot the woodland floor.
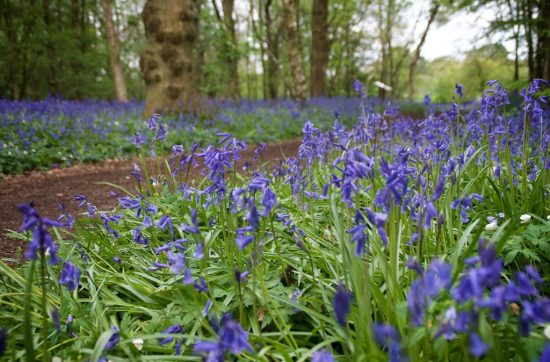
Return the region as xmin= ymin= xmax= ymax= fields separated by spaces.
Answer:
xmin=0 ymin=139 xmax=301 ymax=259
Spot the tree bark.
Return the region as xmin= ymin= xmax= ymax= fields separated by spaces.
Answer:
xmin=407 ymin=3 xmax=439 ymax=102
xmin=42 ymin=0 xmax=58 ymax=94
xmin=310 ymin=0 xmax=329 ymax=97
xmin=265 ymin=0 xmax=280 ymax=99
xmin=101 ymin=0 xmax=128 ymax=101
xmin=535 ymin=0 xmax=550 ymax=80
xmin=140 ymin=0 xmax=201 ymax=115
xmin=522 ymin=0 xmax=535 ymax=80
xmin=282 ymin=0 xmax=306 ymax=102
xmin=222 ymin=0 xmax=240 ymax=98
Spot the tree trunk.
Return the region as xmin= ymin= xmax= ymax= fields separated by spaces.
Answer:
xmin=222 ymin=0 xmax=240 ymax=98
xmin=407 ymin=4 xmax=439 ymax=102
xmin=535 ymin=0 xmax=550 ymax=80
xmin=522 ymin=0 xmax=535 ymax=80
xmin=310 ymin=0 xmax=329 ymax=97
xmin=101 ymin=0 xmax=128 ymax=101
xmin=140 ymin=0 xmax=201 ymax=116
xmin=282 ymin=0 xmax=306 ymax=102
xmin=42 ymin=0 xmax=57 ymax=94
xmin=265 ymin=0 xmax=280 ymax=99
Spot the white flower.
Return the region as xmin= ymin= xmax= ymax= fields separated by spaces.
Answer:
xmin=545 ymin=325 xmax=550 ymax=340
xmin=520 ymin=214 xmax=532 ymax=224
xmin=498 ymin=212 xmax=505 ymax=218
xmin=52 ymin=357 xmax=63 ymax=362
xmin=485 ymin=221 xmax=498 ymax=231
xmin=547 ymin=215 xmax=550 ymax=221
xmin=132 ymin=338 xmax=144 ymax=351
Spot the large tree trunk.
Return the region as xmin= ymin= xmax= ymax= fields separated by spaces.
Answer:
xmin=310 ymin=0 xmax=329 ymax=97
xmin=140 ymin=0 xmax=200 ymax=116
xmin=101 ymin=0 xmax=128 ymax=101
xmin=282 ymin=0 xmax=306 ymax=102
xmin=407 ymin=4 xmax=439 ymax=102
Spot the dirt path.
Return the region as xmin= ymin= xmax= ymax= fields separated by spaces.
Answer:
xmin=0 ymin=139 xmax=301 ymax=259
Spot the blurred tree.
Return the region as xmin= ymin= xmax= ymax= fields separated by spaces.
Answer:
xmin=101 ymin=0 xmax=128 ymax=101
xmin=407 ymin=2 xmax=439 ymax=102
xmin=283 ymin=0 xmax=307 ymax=101
xmin=211 ymin=0 xmax=241 ymax=98
xmin=311 ymin=0 xmax=329 ymax=97
xmin=140 ymin=0 xmax=201 ymax=115
xmin=459 ymin=0 xmax=549 ymax=81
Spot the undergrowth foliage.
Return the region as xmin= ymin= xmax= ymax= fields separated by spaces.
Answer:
xmin=1 ymin=80 xmax=549 ymax=361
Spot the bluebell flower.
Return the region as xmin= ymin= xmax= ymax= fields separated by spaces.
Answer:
xmin=540 ymin=343 xmax=550 ymax=362
xmin=193 ymin=314 xmax=252 ymax=361
xmin=202 ymin=299 xmax=213 ymax=317
xmin=455 ymin=84 xmax=464 ymax=98
xmin=183 ymin=268 xmax=194 ymax=285
xmin=372 ymin=323 xmax=404 ymax=362
xmin=234 ymin=268 xmax=249 ymax=283
xmin=469 ymin=333 xmax=488 ymax=357
xmin=66 ymin=314 xmax=74 ymax=334
xmin=147 ymin=113 xmax=159 ymax=130
xmin=348 ymin=210 xmax=368 ymax=255
xmin=180 ymin=209 xmax=199 ymax=234
xmin=104 ymin=326 xmax=120 ymax=350
xmin=59 ymin=261 xmax=81 ymax=292
xmin=423 ymin=94 xmax=431 ymax=107
xmin=132 ymin=132 xmax=147 ymax=147
xmin=235 ymin=230 xmax=254 ymax=250
xmin=18 ymin=202 xmax=62 ymax=264
xmin=290 ymin=289 xmax=302 ymax=313
xmin=352 ymin=79 xmax=366 ymax=98
xmin=194 ymin=242 xmax=204 ymax=259
xmin=261 ymin=188 xmax=278 ymax=216
xmin=365 ymin=207 xmax=389 ymax=246
xmin=408 ymin=259 xmax=451 ymax=326
xmin=333 ymin=284 xmax=352 ymax=326
xmin=312 ymin=349 xmax=335 ymax=362
xmin=74 ymin=194 xmax=87 ymax=208
xmin=194 ymin=276 xmax=209 ymax=294
xmin=51 ymin=308 xmax=61 ymax=332
xmin=132 ymin=226 xmax=149 ymax=245
xmin=156 ymin=215 xmax=173 ymax=235
xmin=158 ymin=324 xmax=182 ymax=345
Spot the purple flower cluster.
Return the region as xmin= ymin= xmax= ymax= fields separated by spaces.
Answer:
xmin=59 ymin=261 xmax=81 ymax=292
xmin=194 ymin=314 xmax=252 ymax=361
xmin=406 ymin=239 xmax=550 ymax=358
xmin=18 ymin=202 xmax=63 ymax=264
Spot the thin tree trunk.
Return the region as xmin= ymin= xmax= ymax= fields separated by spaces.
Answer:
xmin=407 ymin=3 xmax=439 ymax=102
xmin=265 ymin=0 xmax=280 ymax=99
xmin=310 ymin=0 xmax=329 ymax=97
xmin=101 ymin=0 xmax=128 ymax=101
xmin=535 ymin=0 xmax=550 ymax=80
xmin=283 ymin=0 xmax=306 ymax=102
xmin=522 ymin=0 xmax=535 ymax=80
xmin=222 ymin=0 xmax=240 ymax=98
xmin=42 ymin=0 xmax=57 ymax=94
xmin=141 ymin=0 xmax=201 ymax=115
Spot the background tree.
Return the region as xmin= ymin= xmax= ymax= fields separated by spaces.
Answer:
xmin=282 ymin=0 xmax=307 ymax=101
xmin=101 ymin=0 xmax=129 ymax=101
xmin=310 ymin=0 xmax=329 ymax=97
xmin=407 ymin=2 xmax=439 ymax=102
xmin=140 ymin=0 xmax=201 ymax=115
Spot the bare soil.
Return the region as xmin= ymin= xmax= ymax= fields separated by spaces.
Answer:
xmin=0 ymin=139 xmax=301 ymax=259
